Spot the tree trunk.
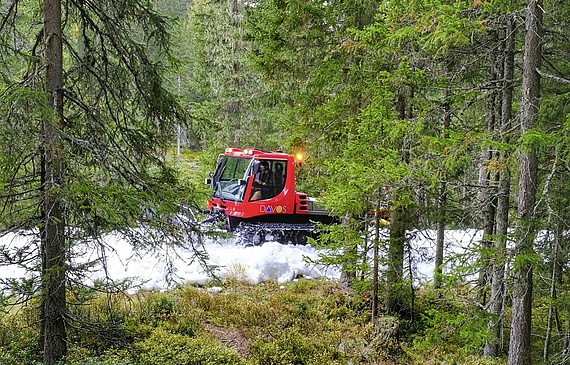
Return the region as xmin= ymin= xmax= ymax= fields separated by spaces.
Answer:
xmin=42 ymin=0 xmax=67 ymax=364
xmin=340 ymin=213 xmax=358 ymax=285
xmin=434 ymin=99 xmax=450 ymax=289
xmin=508 ymin=2 xmax=543 ymax=365
xmin=372 ymin=195 xmax=381 ymax=321
xmin=543 ymin=232 xmax=559 ymax=361
xmin=387 ymin=89 xmax=412 ymax=315
xmin=386 ymin=206 xmax=406 ymax=314
xmin=484 ymin=14 xmax=515 ymax=358
xmin=563 ymin=316 xmax=570 ymax=364
xmin=476 ymin=35 xmax=499 ymax=304
xmin=433 ymin=195 xmax=445 ymax=288
xmin=484 ymin=168 xmax=511 ymax=357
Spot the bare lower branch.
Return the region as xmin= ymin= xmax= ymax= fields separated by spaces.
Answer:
xmin=536 ymin=68 xmax=570 ymax=86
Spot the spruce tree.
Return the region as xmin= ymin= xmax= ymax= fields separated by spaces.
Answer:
xmin=0 ymin=1 xmax=195 ymax=363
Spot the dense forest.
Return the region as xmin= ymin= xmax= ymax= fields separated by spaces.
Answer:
xmin=1 ymin=0 xmax=570 ymax=364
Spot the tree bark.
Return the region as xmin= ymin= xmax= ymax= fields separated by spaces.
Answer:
xmin=386 ymin=89 xmax=412 ymax=315
xmin=543 ymin=232 xmax=559 ymax=361
xmin=340 ymin=213 xmax=358 ymax=285
xmin=508 ymin=2 xmax=543 ymax=365
xmin=433 ymin=192 xmax=445 ymax=288
xmin=564 ymin=316 xmax=570 ymax=364
xmin=372 ymin=194 xmax=381 ymax=321
xmin=434 ymin=99 xmax=450 ymax=289
xmin=386 ymin=206 xmax=406 ymax=314
xmin=484 ymin=14 xmax=515 ymax=358
xmin=484 ymin=169 xmax=511 ymax=357
xmin=42 ymin=0 xmax=67 ymax=364
xmin=476 ymin=33 xmax=499 ymax=304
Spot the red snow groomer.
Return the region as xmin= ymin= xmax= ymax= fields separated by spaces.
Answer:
xmin=204 ymin=148 xmax=333 ymax=244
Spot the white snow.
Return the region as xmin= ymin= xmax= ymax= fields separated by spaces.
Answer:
xmin=0 ymin=229 xmax=486 ymax=292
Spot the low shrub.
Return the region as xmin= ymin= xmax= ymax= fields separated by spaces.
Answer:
xmin=133 ymin=327 xmax=244 ymax=365
xmin=0 ymin=305 xmax=41 ymax=365
xmin=250 ymin=326 xmax=343 ymax=365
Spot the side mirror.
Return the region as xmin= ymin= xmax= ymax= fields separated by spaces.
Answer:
xmin=238 ymin=179 xmax=248 ymax=186
xmin=205 ymin=177 xmax=212 ymax=185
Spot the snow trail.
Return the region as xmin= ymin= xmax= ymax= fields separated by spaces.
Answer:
xmin=0 ymin=229 xmax=484 ymax=292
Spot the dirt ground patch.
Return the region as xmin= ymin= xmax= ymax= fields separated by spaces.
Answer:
xmin=203 ymin=321 xmax=250 ymax=357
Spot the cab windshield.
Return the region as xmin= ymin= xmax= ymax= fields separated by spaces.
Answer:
xmin=211 ymin=156 xmax=252 ymax=201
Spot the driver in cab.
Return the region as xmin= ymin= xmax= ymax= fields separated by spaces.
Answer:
xmin=251 ymin=161 xmax=273 ymax=200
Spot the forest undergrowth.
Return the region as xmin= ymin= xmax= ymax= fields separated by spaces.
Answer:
xmin=0 ymin=278 xmax=506 ymax=365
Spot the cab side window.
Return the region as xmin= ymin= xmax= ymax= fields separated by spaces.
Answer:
xmin=273 ymin=161 xmax=285 ymax=188
xmin=250 ymin=159 xmax=287 ymax=201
